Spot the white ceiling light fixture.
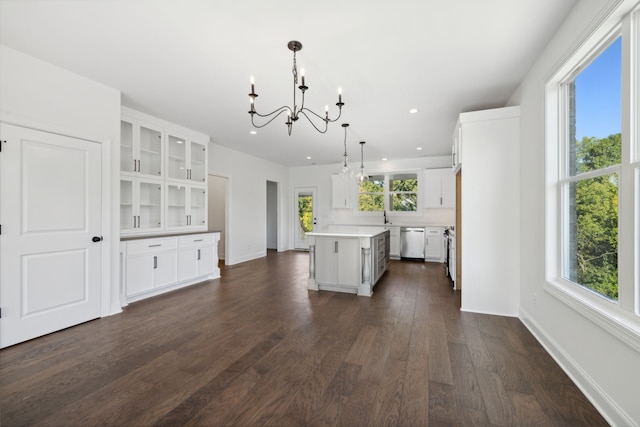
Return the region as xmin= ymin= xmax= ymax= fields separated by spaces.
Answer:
xmin=409 ymin=108 xmax=419 ymax=114
xmin=355 ymin=141 xmax=368 ymax=183
xmin=338 ymin=123 xmax=352 ymax=176
xmin=248 ymin=40 xmax=345 ymax=136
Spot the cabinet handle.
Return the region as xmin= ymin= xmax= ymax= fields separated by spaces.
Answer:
xmin=148 ymin=244 xmax=162 ymax=247
xmin=133 ymin=159 xmax=137 ymax=172
xmin=137 ymin=215 xmax=141 ymax=228
xmin=193 ymin=239 xmax=203 ymax=242
xmin=440 ymin=197 xmax=443 ymax=205
xmin=197 ymin=249 xmax=201 ymax=260
xmin=137 ymin=159 xmax=141 ymax=172
xmin=335 ymin=241 xmax=338 ymax=253
xmin=153 ymin=255 xmax=157 ymax=269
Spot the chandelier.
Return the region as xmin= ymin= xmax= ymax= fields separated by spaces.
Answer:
xmin=248 ymin=40 xmax=344 ymax=135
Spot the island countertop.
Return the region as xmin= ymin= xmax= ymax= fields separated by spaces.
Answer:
xmin=307 ymin=226 xmax=388 ymax=238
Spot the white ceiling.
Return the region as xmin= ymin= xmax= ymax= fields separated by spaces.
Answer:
xmin=0 ymin=0 xmax=576 ymax=167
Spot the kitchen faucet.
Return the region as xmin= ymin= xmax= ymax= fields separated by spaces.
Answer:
xmin=383 ymin=210 xmax=390 ymax=224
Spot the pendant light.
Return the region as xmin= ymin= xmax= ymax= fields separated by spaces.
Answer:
xmin=355 ymin=141 xmax=368 ymax=183
xmin=338 ymin=123 xmax=352 ymax=176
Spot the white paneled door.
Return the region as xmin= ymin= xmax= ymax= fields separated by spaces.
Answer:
xmin=0 ymin=124 xmax=103 ymax=348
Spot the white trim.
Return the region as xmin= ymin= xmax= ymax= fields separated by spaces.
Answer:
xmin=520 ymin=307 xmax=636 ymax=427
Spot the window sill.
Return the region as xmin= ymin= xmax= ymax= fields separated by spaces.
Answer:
xmin=544 ymin=279 xmax=640 ymax=353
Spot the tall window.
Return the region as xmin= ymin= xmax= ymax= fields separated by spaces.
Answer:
xmin=546 ymin=0 xmax=639 ymax=338
xmin=563 ymin=37 xmax=621 ymax=300
xmin=357 ymin=172 xmax=419 ymax=213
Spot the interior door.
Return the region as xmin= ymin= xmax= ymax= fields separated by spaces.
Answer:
xmin=294 ymin=187 xmax=316 ymax=249
xmin=0 ymin=124 xmax=103 ymax=348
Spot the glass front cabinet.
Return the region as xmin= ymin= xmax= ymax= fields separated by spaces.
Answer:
xmin=120 ymin=109 xmax=208 ymax=236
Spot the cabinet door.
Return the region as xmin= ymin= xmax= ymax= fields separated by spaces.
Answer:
xmin=120 ymin=178 xmax=135 ymax=231
xmin=138 ymin=125 xmax=162 ymax=177
xmin=441 ymin=173 xmax=456 ymax=208
xmin=315 ymin=238 xmax=338 ymax=285
xmin=337 ymin=238 xmax=360 ymax=286
xmin=138 ymin=181 xmax=163 ymax=232
xmin=166 ymin=184 xmax=187 ymax=228
xmin=189 ymin=141 xmax=207 ymax=183
xmin=424 ymin=174 xmax=443 ymax=208
xmin=126 ymin=254 xmax=155 ymax=296
xmin=425 ymin=228 xmax=443 ymax=260
xmin=121 ymin=120 xmax=135 ymax=174
xmin=179 ymin=247 xmax=199 ymax=282
xmin=197 ymin=244 xmax=215 ymax=276
xmin=331 ymin=174 xmax=351 ymax=208
xmin=167 ymin=134 xmax=188 ymax=180
xmin=154 ymin=251 xmax=178 ymax=288
xmin=190 ymin=186 xmax=207 ymax=227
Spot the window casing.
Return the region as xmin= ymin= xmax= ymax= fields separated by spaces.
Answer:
xmin=357 ymin=171 xmax=420 ymax=214
xmin=545 ymin=1 xmax=640 ymax=343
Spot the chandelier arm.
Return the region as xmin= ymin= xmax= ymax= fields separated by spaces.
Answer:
xmin=298 ymin=111 xmax=329 ymax=134
xmin=300 ymin=106 xmax=332 ymax=124
xmin=324 ymin=107 xmax=343 ymax=123
xmin=252 ymin=106 xmax=292 ymax=119
xmin=251 ymin=108 xmax=292 ymax=128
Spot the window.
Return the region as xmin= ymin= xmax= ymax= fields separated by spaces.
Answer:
xmin=358 ymin=175 xmax=384 ymax=212
xmin=546 ymin=1 xmax=639 ymax=338
xmin=563 ymin=37 xmax=621 ymax=300
xmin=357 ymin=172 xmax=420 ymax=213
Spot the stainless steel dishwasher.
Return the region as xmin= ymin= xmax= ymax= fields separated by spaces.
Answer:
xmin=400 ymin=227 xmax=425 ymax=259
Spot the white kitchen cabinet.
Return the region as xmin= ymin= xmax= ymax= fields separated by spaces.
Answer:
xmin=167 ymin=134 xmax=208 ymax=183
xmin=165 ymin=183 xmax=207 ymax=231
xmin=178 ymin=234 xmax=216 ymax=282
xmin=331 ymin=174 xmax=352 ymax=209
xmin=425 ymin=227 xmax=444 ymax=261
xmin=314 ymin=237 xmax=360 ymax=287
xmin=121 ymin=232 xmax=220 ymax=303
xmin=124 ymin=237 xmax=178 ymax=298
xmin=120 ymin=119 xmax=163 ymax=179
xmin=452 ymin=123 xmax=462 ymax=173
xmin=121 ymin=107 xmax=209 ymax=236
xmin=120 ymin=177 xmax=163 ymax=234
xmin=424 ymin=169 xmax=455 ymax=208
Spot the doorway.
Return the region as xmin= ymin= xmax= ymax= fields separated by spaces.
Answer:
xmin=294 ymin=187 xmax=317 ymax=250
xmin=266 ymin=181 xmax=278 ymax=250
xmin=208 ymin=175 xmax=227 ymax=261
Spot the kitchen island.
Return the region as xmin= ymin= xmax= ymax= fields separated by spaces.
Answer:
xmin=307 ymin=228 xmax=390 ymax=296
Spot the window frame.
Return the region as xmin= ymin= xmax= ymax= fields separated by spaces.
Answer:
xmin=355 ymin=170 xmax=422 ymax=215
xmin=545 ymin=0 xmax=640 ymax=349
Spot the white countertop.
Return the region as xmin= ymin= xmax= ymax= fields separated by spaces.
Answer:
xmin=308 ymin=226 xmax=389 ymax=238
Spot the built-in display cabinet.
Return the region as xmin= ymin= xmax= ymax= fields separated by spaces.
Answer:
xmin=120 ymin=107 xmax=209 ymax=236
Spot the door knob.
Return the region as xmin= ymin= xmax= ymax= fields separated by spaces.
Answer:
xmin=92 ymin=236 xmax=103 ymax=242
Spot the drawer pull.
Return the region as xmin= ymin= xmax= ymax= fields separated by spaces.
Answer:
xmin=148 ymin=244 xmax=162 ymax=247
xmin=193 ymin=239 xmax=203 ymax=242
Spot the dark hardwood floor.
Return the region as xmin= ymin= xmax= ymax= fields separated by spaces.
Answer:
xmin=0 ymin=251 xmax=607 ymax=426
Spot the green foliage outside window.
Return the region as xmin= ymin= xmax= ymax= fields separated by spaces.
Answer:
xmin=571 ymin=133 xmax=620 ymax=300
xmin=389 ymin=176 xmax=418 ymax=211
xmin=358 ymin=178 xmax=384 ymax=212
xmin=298 ymin=195 xmax=313 ymax=233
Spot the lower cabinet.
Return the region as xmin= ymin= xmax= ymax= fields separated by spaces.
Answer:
xmin=425 ymin=227 xmax=444 ymax=262
xmin=121 ymin=232 xmax=220 ymax=303
xmin=315 ymin=237 xmax=360 ymax=287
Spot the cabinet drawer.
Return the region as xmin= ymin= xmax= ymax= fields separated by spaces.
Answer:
xmin=178 ymin=233 xmax=215 ymax=247
xmin=126 ymin=238 xmax=177 ymax=255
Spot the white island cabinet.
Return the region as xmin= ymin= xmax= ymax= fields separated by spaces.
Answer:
xmin=121 ymin=232 xmax=220 ymax=303
xmin=307 ymin=228 xmax=390 ymax=297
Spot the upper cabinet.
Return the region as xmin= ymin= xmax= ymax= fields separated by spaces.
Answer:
xmin=452 ymin=122 xmax=461 ymax=173
xmin=424 ymin=168 xmax=455 ymax=208
xmin=331 ymin=174 xmax=352 ymax=209
xmin=167 ymin=134 xmax=207 ymax=183
xmin=121 ymin=107 xmax=209 ymax=237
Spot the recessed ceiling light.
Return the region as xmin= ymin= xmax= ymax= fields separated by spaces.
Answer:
xmin=416 ymin=147 xmax=423 ymax=151
xmin=409 ymin=108 xmax=419 ymax=114
xmin=306 ymin=156 xmax=312 ymax=160
xmin=382 ymin=158 xmax=388 ymax=161
xmin=249 ymin=130 xmax=257 ymax=135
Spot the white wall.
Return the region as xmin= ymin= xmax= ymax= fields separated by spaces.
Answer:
xmin=510 ymin=1 xmax=640 ymax=424
xmin=208 ymin=142 xmax=289 ymax=265
xmin=0 ymin=45 xmax=122 ymax=316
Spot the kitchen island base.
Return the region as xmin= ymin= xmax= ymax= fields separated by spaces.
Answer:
xmin=307 ymin=229 xmax=390 ymax=297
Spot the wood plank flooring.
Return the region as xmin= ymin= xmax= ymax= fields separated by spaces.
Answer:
xmin=0 ymin=251 xmax=608 ymax=426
